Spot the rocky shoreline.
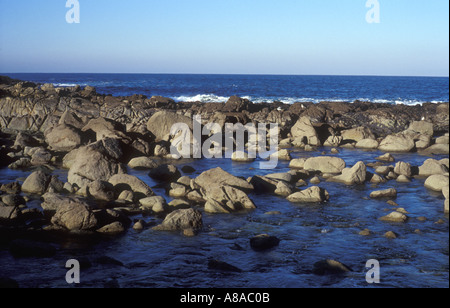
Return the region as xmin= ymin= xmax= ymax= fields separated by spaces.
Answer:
xmin=0 ymin=76 xmax=449 ymax=287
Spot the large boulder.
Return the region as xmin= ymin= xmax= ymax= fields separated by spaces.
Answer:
xmin=223 ymin=96 xmax=253 ymax=112
xmin=203 ymin=185 xmax=256 ymax=214
xmin=108 ymin=174 xmax=153 ymax=200
xmin=152 ymin=208 xmax=203 ymax=232
xmin=67 ymin=139 xmax=126 ymax=188
xmin=195 ymin=167 xmax=253 ymax=193
xmin=45 ymin=123 xmax=82 ymax=152
xmin=394 ymin=161 xmax=412 ymax=177
xmin=328 ymin=161 xmax=366 ymax=185
xmin=146 ymin=111 xmax=193 ymax=141
xmin=378 ymin=134 xmax=415 ymax=152
xmin=355 ymin=138 xmax=379 ymax=149
xmin=51 ymin=201 xmax=98 ymax=231
xmin=340 ymin=127 xmax=375 ymax=142
xmin=287 ymin=186 xmax=330 ymax=203
xmin=290 ymin=117 xmax=321 ymax=146
xmin=303 ymin=156 xmax=346 ymax=174
xmin=424 ymin=175 xmax=449 ymax=192
xmin=406 ymin=120 xmax=434 ymax=136
xmin=21 ymin=171 xmax=51 ymax=195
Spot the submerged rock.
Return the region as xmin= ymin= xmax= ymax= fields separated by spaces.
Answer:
xmin=312 ymin=259 xmax=352 ymax=275
xmin=250 ymin=234 xmax=280 ymax=251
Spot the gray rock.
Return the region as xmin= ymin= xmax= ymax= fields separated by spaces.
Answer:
xmin=51 ymin=200 xmax=98 ymax=231
xmin=394 ymin=161 xmax=412 ymax=177
xmin=287 ymin=186 xmax=330 ymax=203
xmin=21 ymin=171 xmax=51 ymax=195
xmin=328 ymin=161 xmax=366 ymax=185
xmin=303 ymin=156 xmax=346 ymax=174
xmin=148 ymin=164 xmax=181 ymax=182
xmin=313 ymin=259 xmax=352 ymax=275
xmin=108 ymin=174 xmax=153 ymax=200
xmin=153 ymin=208 xmax=203 ymax=232
xmin=379 ymin=134 xmax=415 ymax=152
xmin=370 ymin=188 xmax=398 ymax=199
xmin=424 ymin=174 xmax=449 ymax=192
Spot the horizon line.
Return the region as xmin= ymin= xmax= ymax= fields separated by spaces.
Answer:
xmin=1 ymin=72 xmax=449 ymax=79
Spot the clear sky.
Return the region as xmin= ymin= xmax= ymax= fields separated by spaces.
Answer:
xmin=0 ymin=0 xmax=448 ymax=76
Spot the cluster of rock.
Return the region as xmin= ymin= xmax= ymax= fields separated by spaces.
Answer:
xmin=1 ymin=76 xmax=449 ymax=239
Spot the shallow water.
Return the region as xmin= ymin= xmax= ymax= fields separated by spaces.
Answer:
xmin=0 ymin=147 xmax=448 ymax=288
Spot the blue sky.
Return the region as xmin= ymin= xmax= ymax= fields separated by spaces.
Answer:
xmin=0 ymin=0 xmax=448 ymax=76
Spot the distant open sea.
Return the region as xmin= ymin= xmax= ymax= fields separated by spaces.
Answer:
xmin=4 ymin=73 xmax=449 ymax=105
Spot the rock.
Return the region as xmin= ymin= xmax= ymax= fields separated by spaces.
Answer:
xmin=21 ymin=171 xmax=51 ymax=195
xmin=51 ymin=201 xmax=98 ymax=231
xmin=436 ymin=135 xmax=449 ymax=144
xmin=420 ymin=143 xmax=449 ymax=155
xmin=148 ymin=164 xmax=181 ymax=182
xmin=359 ymin=229 xmax=372 ymax=236
xmin=323 ymin=135 xmax=343 ymax=147
xmin=97 ymin=221 xmax=126 ymax=234
xmin=231 ymin=151 xmax=255 ymax=162
xmin=287 ymin=186 xmax=330 ymax=203
xmin=81 ymin=117 xmax=129 ymax=142
xmin=1 ymin=194 xmax=25 ymax=207
xmin=370 ymin=188 xmax=398 ymax=199
xmin=181 ymin=165 xmax=196 ymax=174
xmin=376 ymin=153 xmax=395 ymax=162
xmin=274 ymin=181 xmax=294 ymax=196
xmin=270 ymin=149 xmax=292 ymax=161
xmin=152 ymin=208 xmax=203 ymax=232
xmin=0 ymin=182 xmax=21 ymax=194
xmin=204 ymin=185 xmax=256 ymax=213
xmin=341 ymin=127 xmax=375 ymax=142
xmin=313 ymin=259 xmax=352 ymax=275
xmin=108 ymin=174 xmax=153 ymax=200
xmin=396 ymin=175 xmax=411 ymax=183
xmin=418 ymin=159 xmax=448 ymax=177
xmin=375 ymin=166 xmax=391 ymax=176
xmin=424 ymin=175 xmax=449 ymax=192
xmin=0 ymin=206 xmax=21 ymax=224
xmin=328 ymin=161 xmax=366 ymax=185
xmin=394 ymin=161 xmax=412 ymax=177
xmin=310 ymin=176 xmax=321 ymax=184
xmin=406 ymin=120 xmax=434 ymax=136
xmin=379 ymin=211 xmax=408 ymax=223
xmin=378 ymin=134 xmax=415 ymax=152
xmin=87 ymin=180 xmax=115 ymax=201
xmin=384 ymin=231 xmax=398 ymax=239
xmin=9 ymin=239 xmax=56 ymax=258
xmin=250 ymin=234 xmax=280 ymax=251
xmin=370 ymin=173 xmax=387 ymax=184
xmin=208 ymin=259 xmax=242 ymax=272
xmin=289 ymin=158 xmax=307 ymax=169
xmin=355 ymin=138 xmax=379 ymax=150
xmin=146 ymin=110 xmax=193 ymax=141
xmin=139 ymin=196 xmax=168 ymax=213
xmin=8 ymin=157 xmax=32 ymax=170
xmin=133 ymin=220 xmax=146 ymax=231
xmin=290 ymin=117 xmax=321 ymax=146
xmin=168 ymin=199 xmax=190 ymax=210
xmin=223 ymin=96 xmax=253 ymax=112
xmin=128 ymin=157 xmax=159 ymax=169
xmin=30 ymin=148 xmax=52 ymax=166
xmin=67 ymin=140 xmax=126 ymax=188
xmin=414 ymin=134 xmax=432 ymax=149
xmin=195 ymin=167 xmax=253 ymax=193
xmin=303 ymin=156 xmax=346 ymax=174
xmin=117 ymin=190 xmax=134 ymax=202
xmin=45 ymin=123 xmax=82 ymax=152
xmin=443 ymin=186 xmax=449 ymax=214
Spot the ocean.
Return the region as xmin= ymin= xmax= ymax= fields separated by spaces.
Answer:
xmin=4 ymin=73 xmax=449 ymax=105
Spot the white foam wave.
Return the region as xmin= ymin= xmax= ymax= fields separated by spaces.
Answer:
xmin=53 ymin=83 xmax=79 ymax=87
xmin=174 ymin=94 xmax=229 ymax=103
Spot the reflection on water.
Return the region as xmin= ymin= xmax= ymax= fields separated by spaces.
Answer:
xmin=0 ymin=147 xmax=448 ymax=288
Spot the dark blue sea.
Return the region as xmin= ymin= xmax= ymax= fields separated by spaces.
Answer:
xmin=4 ymin=73 xmax=449 ymax=105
